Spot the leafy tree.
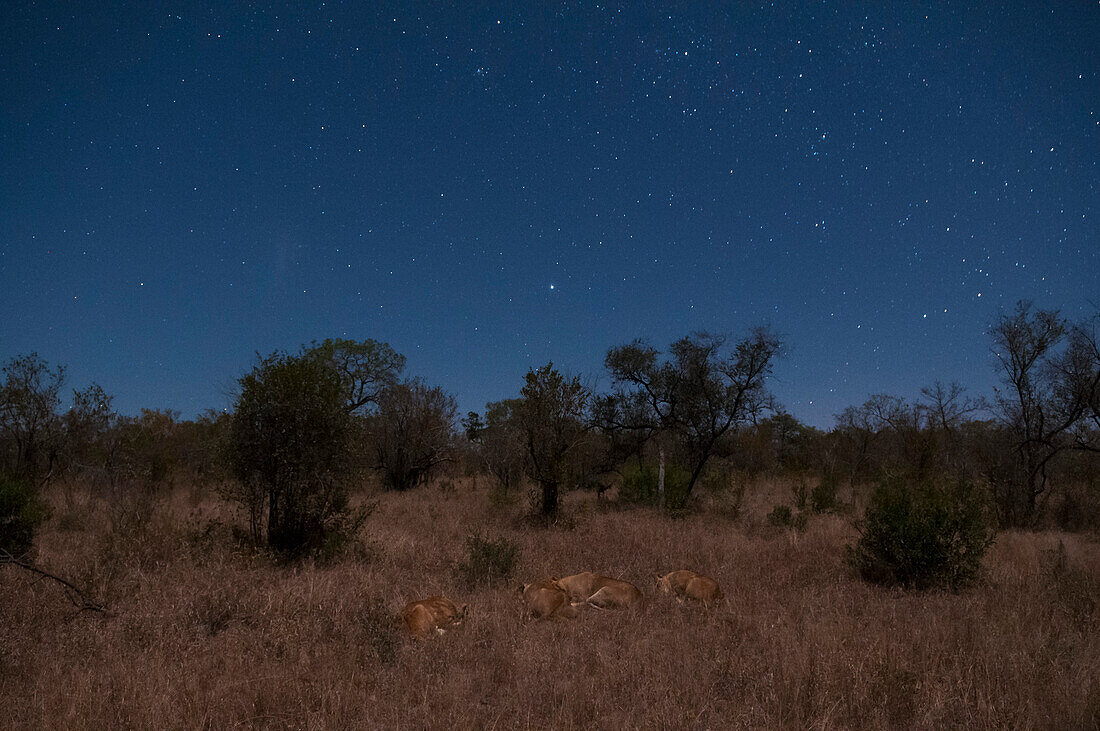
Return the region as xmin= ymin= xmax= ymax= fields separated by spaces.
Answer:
xmin=228 ymin=350 xmax=356 ymax=554
xmin=304 ymin=338 xmax=405 ymax=414
xmin=371 ymin=379 xmax=456 ymax=491
xmin=602 ymin=329 xmax=782 ymax=502
xmin=0 ymin=353 xmax=65 ymax=482
xmin=514 ymin=364 xmax=590 ymax=518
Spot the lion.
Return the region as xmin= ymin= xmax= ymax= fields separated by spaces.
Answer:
xmin=655 ymin=570 xmax=723 ymax=607
xmin=517 ymin=579 xmax=579 ymax=620
xmin=401 ymin=596 xmax=469 ymax=637
xmin=554 ymin=571 xmax=643 ymax=610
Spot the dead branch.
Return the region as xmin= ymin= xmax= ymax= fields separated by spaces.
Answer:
xmin=0 ymin=548 xmax=106 ymax=614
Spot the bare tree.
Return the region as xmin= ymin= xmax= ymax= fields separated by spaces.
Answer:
xmin=465 ymin=399 xmax=526 ymax=492
xmin=0 ymin=353 xmax=65 ymax=484
xmin=1053 ymin=316 xmax=1100 ymax=454
xmin=918 ymin=381 xmax=985 ymax=473
xmin=989 ymin=301 xmax=1093 ymax=524
xmin=371 ymin=379 xmax=457 ymax=491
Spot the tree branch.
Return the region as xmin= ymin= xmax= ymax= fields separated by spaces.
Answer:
xmin=0 ymin=549 xmax=106 ymax=614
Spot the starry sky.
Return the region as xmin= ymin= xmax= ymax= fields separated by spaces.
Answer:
xmin=3 ymin=2 xmax=1097 ymax=427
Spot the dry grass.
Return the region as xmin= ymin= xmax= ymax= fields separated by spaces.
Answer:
xmin=2 ymin=477 xmax=1099 ymax=729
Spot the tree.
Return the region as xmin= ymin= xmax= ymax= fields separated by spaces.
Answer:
xmin=0 ymin=353 xmax=65 ymax=483
xmin=918 ymin=381 xmax=985 ymax=474
xmin=371 ymin=379 xmax=457 ymax=491
xmin=602 ymin=329 xmax=782 ymax=503
xmin=514 ymin=364 xmax=590 ymax=518
xmin=465 ymin=400 xmax=526 ymax=492
xmin=228 ymin=350 xmax=356 ymax=553
xmin=1054 ymin=316 xmax=1100 ymax=455
xmin=304 ymin=338 xmax=405 ymax=414
xmin=989 ymin=301 xmax=1094 ymax=525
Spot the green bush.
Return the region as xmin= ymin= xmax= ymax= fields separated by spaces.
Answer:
xmin=619 ymin=461 xmax=690 ymax=509
xmin=849 ymin=478 xmax=996 ymax=591
xmin=0 ymin=476 xmax=47 ymax=558
xmin=456 ymin=531 xmax=518 ymax=588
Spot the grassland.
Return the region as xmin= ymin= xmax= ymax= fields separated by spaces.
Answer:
xmin=2 ymin=477 xmax=1098 ymax=729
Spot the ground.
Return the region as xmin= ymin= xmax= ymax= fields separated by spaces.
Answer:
xmin=2 ymin=477 xmax=1098 ymax=729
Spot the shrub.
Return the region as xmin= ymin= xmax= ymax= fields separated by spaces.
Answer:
xmin=619 ymin=461 xmax=690 ymax=509
xmin=849 ymin=478 xmax=996 ymax=590
xmin=766 ymin=504 xmax=807 ymax=531
xmin=455 ymin=531 xmax=518 ymax=588
xmin=0 ymin=476 xmax=47 ymax=558
xmin=811 ymin=473 xmax=841 ymax=514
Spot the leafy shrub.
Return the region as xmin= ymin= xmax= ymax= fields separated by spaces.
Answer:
xmin=456 ymin=531 xmax=518 ymax=588
xmin=766 ymin=504 xmax=807 ymax=531
xmin=619 ymin=461 xmax=690 ymax=509
xmin=0 ymin=476 xmax=47 ymax=558
xmin=849 ymin=478 xmax=996 ymax=590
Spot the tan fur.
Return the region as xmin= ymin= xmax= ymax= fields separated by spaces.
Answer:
xmin=401 ymin=596 xmax=469 ymax=637
xmin=655 ymin=570 xmax=723 ymax=607
xmin=555 ymin=572 xmax=644 ymax=610
xmin=517 ymin=580 xmax=578 ymax=620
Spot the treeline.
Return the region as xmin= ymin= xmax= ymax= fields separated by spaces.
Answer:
xmin=2 ymin=301 xmax=1098 ymax=564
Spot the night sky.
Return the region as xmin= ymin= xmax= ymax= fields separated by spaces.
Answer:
xmin=3 ymin=2 xmax=1097 ymax=427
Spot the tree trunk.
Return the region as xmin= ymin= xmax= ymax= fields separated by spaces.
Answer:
xmin=658 ymin=447 xmax=666 ymax=512
xmin=541 ymin=480 xmax=558 ymax=517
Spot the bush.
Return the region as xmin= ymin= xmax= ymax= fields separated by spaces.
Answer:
xmin=0 ymin=476 xmax=47 ymax=558
xmin=455 ymin=531 xmax=518 ymax=588
xmin=766 ymin=504 xmax=807 ymax=531
xmin=619 ymin=461 xmax=690 ymax=509
xmin=849 ymin=478 xmax=996 ymax=591
xmin=811 ymin=473 xmax=841 ymax=513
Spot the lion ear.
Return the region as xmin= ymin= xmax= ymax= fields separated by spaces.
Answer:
xmin=517 ymin=584 xmax=527 ymax=595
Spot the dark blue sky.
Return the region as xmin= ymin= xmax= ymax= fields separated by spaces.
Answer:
xmin=3 ymin=2 xmax=1097 ymax=426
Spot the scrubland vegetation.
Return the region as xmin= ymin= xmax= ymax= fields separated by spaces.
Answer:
xmin=2 ymin=302 xmax=1099 ymax=728
xmin=3 ymin=478 xmax=1099 ymax=728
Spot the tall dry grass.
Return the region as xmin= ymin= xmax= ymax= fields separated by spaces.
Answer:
xmin=2 ymin=477 xmax=1098 ymax=729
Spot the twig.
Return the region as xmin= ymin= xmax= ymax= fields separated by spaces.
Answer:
xmin=0 ymin=548 xmax=107 ymax=614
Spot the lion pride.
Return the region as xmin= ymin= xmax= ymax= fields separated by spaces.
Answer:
xmin=554 ymin=571 xmax=643 ymax=610
xmin=401 ymin=596 xmax=469 ymax=637
xmin=655 ymin=570 xmax=723 ymax=607
xmin=517 ymin=579 xmax=578 ymax=620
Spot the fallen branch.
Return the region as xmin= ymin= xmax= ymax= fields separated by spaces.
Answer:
xmin=0 ymin=548 xmax=106 ymax=614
